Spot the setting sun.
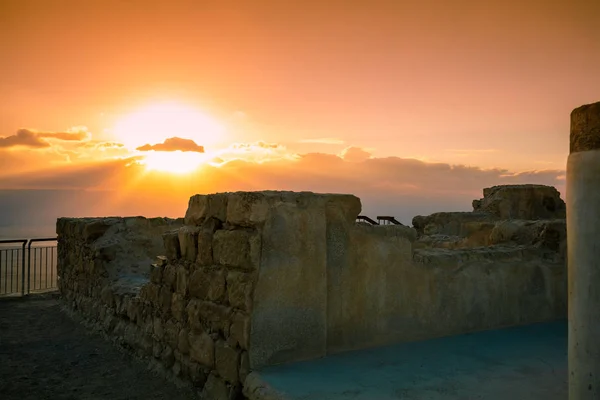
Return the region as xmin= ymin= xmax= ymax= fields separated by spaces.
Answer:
xmin=141 ymin=150 xmax=207 ymax=174
xmin=111 ymin=102 xmax=225 ymax=150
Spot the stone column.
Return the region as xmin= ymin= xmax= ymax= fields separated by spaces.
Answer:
xmin=568 ymin=101 xmax=600 ymax=399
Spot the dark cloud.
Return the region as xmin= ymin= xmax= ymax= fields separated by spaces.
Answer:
xmin=136 ymin=137 xmax=205 ymax=153
xmin=0 ymin=127 xmax=91 ymax=149
xmin=0 ymin=129 xmax=50 ymax=148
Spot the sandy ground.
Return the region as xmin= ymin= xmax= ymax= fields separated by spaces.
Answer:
xmin=0 ymin=293 xmax=198 ymax=400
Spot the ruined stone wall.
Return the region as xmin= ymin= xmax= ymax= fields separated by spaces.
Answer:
xmin=57 ymin=186 xmax=567 ymax=399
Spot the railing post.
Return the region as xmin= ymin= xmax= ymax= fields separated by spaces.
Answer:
xmin=27 ymin=240 xmax=32 ymax=296
xmin=21 ymin=241 xmax=27 ymax=296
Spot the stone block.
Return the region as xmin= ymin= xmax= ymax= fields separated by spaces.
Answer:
xmin=150 ymin=265 xmax=163 ymax=284
xmin=171 ymin=293 xmax=187 ymax=322
xmin=158 ymin=286 xmax=173 ymax=315
xmin=239 ymin=351 xmax=250 ymax=383
xmin=185 ymin=193 xmax=228 ymax=225
xmin=126 ymin=298 xmax=142 ymax=323
xmin=226 ymin=271 xmax=253 ymax=311
xmin=187 ymin=298 xmax=232 ymax=333
xmin=139 ymin=283 xmax=160 ymax=305
xmin=473 ymin=184 xmax=566 ymax=220
xmin=153 ymin=317 xmax=164 ymax=340
xmin=216 ymin=340 xmax=240 ymax=384
xmin=156 ymin=255 xmax=168 ymax=267
xmin=162 ymin=230 xmax=181 ymax=260
xmin=178 ymin=226 xmax=201 ymax=262
xmin=175 ymin=266 xmax=189 ymax=296
xmin=228 ymin=312 xmax=250 ymax=350
xmin=195 ymin=299 xmax=232 ymax=331
xmin=196 ymin=230 xmax=214 ymax=266
xmin=82 ymin=219 xmax=113 ymax=241
xmin=213 ymin=230 xmax=260 ymax=271
xmin=100 ymin=286 xmax=114 ymax=308
xmin=161 ymin=345 xmax=175 ymax=369
xmin=153 ymin=340 xmax=163 ymax=358
xmin=189 ymin=331 xmax=215 ymax=368
xmin=189 ymin=268 xmax=226 ymax=301
xmin=202 ymin=374 xmax=238 ymax=400
xmin=162 ymin=264 xmax=178 ymax=291
xmin=178 ymin=328 xmax=190 ymax=355
xmin=226 ymin=192 xmax=270 ymax=227
xmin=164 ymin=319 xmax=180 ymax=349
xmin=188 ymin=362 xmax=208 ymax=388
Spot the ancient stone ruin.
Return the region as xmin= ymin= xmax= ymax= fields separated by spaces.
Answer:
xmin=56 ymin=184 xmax=567 ymax=399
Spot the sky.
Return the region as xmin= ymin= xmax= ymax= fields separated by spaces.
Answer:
xmin=1 ymin=0 xmax=598 ymax=236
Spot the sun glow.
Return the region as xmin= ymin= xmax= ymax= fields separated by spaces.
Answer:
xmin=142 ymin=151 xmax=207 ymax=174
xmin=112 ymin=101 xmax=225 ymax=150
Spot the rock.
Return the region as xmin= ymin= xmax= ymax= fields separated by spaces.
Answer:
xmin=412 ymin=212 xmax=496 ymax=237
xmin=162 ymin=230 xmax=181 ymax=260
xmin=189 ymin=331 xmax=215 ymax=367
xmin=152 ymin=316 xmax=164 ymax=340
xmin=239 ymin=351 xmax=250 ymax=383
xmin=158 ymin=286 xmax=172 ymax=315
xmin=82 ymin=220 xmax=114 ymax=241
xmin=178 ymin=226 xmax=201 ymax=262
xmin=156 ymin=255 xmax=168 ymax=267
xmin=228 ymin=312 xmax=250 ymax=350
xmin=213 ymin=230 xmax=260 ymax=271
xmin=226 ymin=271 xmax=253 ymax=311
xmin=187 ymin=298 xmax=232 ymax=332
xmin=472 ymin=184 xmax=566 ymax=220
xmin=162 ymin=264 xmax=178 ymax=291
xmin=139 ymin=283 xmax=159 ymax=305
xmin=189 ymin=268 xmax=226 ymax=301
xmin=175 ymin=266 xmax=189 ymax=296
xmin=226 ymin=192 xmax=270 ymax=227
xmin=171 ymin=293 xmax=187 ymax=322
xmin=164 ymin=319 xmax=180 ymax=349
xmin=150 ymin=265 xmax=163 ymax=284
xmin=185 ymin=193 xmax=228 ymax=225
xmin=215 ymin=340 xmax=241 ymax=384
xmin=202 ymin=374 xmax=239 ymax=400
xmin=178 ymin=328 xmax=190 ymax=355
xmin=161 ymin=345 xmax=175 ymax=368
xmin=188 ymin=362 xmax=208 ymax=388
xmin=197 ymin=230 xmax=214 ymax=266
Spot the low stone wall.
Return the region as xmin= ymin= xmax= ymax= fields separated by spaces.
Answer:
xmin=57 ymin=187 xmax=567 ymax=399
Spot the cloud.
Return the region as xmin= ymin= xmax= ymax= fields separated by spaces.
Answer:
xmin=0 ymin=142 xmax=567 ymax=228
xmin=0 ymin=127 xmax=92 ymax=149
xmin=136 ymin=137 xmax=205 ymax=153
xmin=0 ymin=129 xmax=50 ymax=148
xmin=298 ymin=137 xmax=345 ymax=145
xmin=339 ymin=146 xmax=372 ymax=162
xmin=213 ymin=141 xmax=297 ymax=165
xmin=444 ymin=148 xmax=498 ymax=153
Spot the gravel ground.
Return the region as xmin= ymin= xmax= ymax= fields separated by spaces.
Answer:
xmin=0 ymin=293 xmax=199 ymax=400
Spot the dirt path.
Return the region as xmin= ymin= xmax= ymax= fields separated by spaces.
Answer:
xmin=0 ymin=293 xmax=198 ymax=400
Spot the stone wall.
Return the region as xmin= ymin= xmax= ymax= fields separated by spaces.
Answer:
xmin=57 ymin=186 xmax=567 ymax=399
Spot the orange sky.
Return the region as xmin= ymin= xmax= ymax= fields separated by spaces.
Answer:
xmin=0 ymin=0 xmax=597 ymax=234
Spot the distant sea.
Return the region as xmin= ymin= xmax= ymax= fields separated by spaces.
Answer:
xmin=0 ymin=225 xmax=57 ymax=241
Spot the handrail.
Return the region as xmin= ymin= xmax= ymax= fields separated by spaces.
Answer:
xmin=377 ymin=216 xmax=403 ymax=225
xmin=27 ymin=238 xmax=58 ymax=295
xmin=357 ymin=215 xmax=379 ymax=225
xmin=0 ymin=240 xmax=28 ymax=295
xmin=0 ymin=239 xmax=28 ymax=245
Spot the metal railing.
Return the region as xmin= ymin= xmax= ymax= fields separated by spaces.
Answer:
xmin=0 ymin=238 xmax=58 ymax=297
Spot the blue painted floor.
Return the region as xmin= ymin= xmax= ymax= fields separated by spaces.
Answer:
xmin=259 ymin=321 xmax=567 ymax=399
